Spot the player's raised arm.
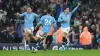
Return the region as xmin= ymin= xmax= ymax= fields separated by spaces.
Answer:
xmin=71 ymin=2 xmax=80 ymax=14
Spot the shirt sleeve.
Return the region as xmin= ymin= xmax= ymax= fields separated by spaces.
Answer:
xmin=34 ymin=13 xmax=40 ymax=23
xmin=58 ymin=13 xmax=64 ymax=22
xmin=19 ymin=12 xmax=27 ymax=17
xmin=71 ymin=6 xmax=79 ymax=15
xmin=35 ymin=16 xmax=44 ymax=29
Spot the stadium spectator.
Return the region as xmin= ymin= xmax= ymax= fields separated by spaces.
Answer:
xmin=55 ymin=0 xmax=64 ymax=20
xmin=48 ymin=1 xmax=56 ymax=17
xmin=80 ymin=26 xmax=93 ymax=49
xmin=0 ymin=10 xmax=7 ymax=22
xmin=0 ymin=0 xmax=2 ymax=10
xmin=23 ymin=2 xmax=31 ymax=12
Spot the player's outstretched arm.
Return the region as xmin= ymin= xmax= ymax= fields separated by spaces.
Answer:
xmin=35 ymin=21 xmax=42 ymax=30
xmin=34 ymin=13 xmax=40 ymax=23
xmin=16 ymin=12 xmax=27 ymax=17
xmin=35 ymin=16 xmax=44 ymax=30
xmin=71 ymin=2 xmax=81 ymax=14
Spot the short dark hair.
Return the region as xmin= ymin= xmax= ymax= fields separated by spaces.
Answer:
xmin=27 ymin=6 xmax=33 ymax=10
xmin=63 ymin=6 xmax=69 ymax=11
xmin=47 ymin=8 xmax=51 ymax=14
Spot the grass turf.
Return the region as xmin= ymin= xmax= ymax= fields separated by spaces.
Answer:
xmin=0 ymin=50 xmax=100 ymax=56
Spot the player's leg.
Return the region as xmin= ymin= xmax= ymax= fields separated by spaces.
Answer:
xmin=26 ymin=27 xmax=39 ymax=53
xmin=61 ymin=27 xmax=71 ymax=50
xmin=61 ymin=27 xmax=68 ymax=43
xmin=23 ymin=29 xmax=29 ymax=50
xmin=46 ymin=35 xmax=53 ymax=49
xmin=38 ymin=31 xmax=48 ymax=51
xmin=23 ymin=27 xmax=35 ymax=50
xmin=65 ymin=27 xmax=71 ymax=50
xmin=34 ymin=30 xmax=42 ymax=41
xmin=28 ymin=27 xmax=42 ymax=52
xmin=27 ymin=27 xmax=39 ymax=43
xmin=32 ymin=30 xmax=47 ymax=52
xmin=61 ymin=27 xmax=67 ymax=51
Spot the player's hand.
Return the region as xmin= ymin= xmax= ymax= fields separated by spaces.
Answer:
xmin=78 ymin=2 xmax=81 ymax=6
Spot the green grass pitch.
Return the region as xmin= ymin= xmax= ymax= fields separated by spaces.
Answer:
xmin=0 ymin=50 xmax=100 ymax=56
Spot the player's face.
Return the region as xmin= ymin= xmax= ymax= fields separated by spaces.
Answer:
xmin=27 ymin=7 xmax=32 ymax=13
xmin=64 ymin=8 xmax=69 ymax=14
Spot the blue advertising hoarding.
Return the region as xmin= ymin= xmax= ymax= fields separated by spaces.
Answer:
xmin=0 ymin=43 xmax=83 ymax=50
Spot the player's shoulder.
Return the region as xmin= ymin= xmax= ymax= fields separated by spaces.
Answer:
xmin=60 ymin=12 xmax=65 ymax=15
xmin=69 ymin=12 xmax=72 ymax=14
xmin=31 ymin=12 xmax=38 ymax=15
xmin=31 ymin=12 xmax=37 ymax=15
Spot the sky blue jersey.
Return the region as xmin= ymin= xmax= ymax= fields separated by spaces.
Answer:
xmin=58 ymin=6 xmax=79 ymax=28
xmin=19 ymin=12 xmax=40 ymax=28
xmin=36 ymin=15 xmax=57 ymax=33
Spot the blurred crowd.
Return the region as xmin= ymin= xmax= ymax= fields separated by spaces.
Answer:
xmin=0 ymin=0 xmax=100 ymax=49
